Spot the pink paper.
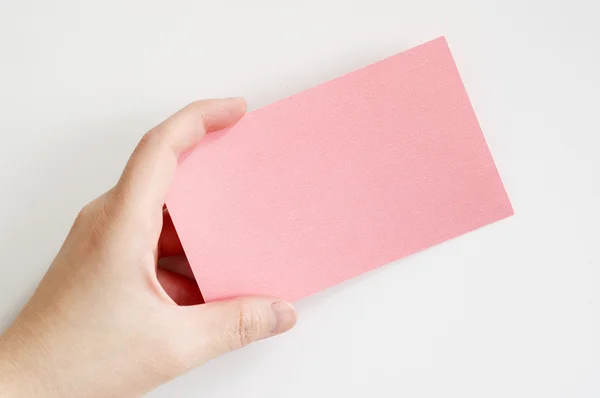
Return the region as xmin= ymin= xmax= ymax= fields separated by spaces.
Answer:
xmin=166 ymin=37 xmax=513 ymax=302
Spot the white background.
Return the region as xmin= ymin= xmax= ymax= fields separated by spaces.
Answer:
xmin=0 ymin=1 xmax=598 ymax=397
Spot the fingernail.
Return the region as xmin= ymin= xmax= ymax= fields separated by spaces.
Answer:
xmin=271 ymin=301 xmax=297 ymax=335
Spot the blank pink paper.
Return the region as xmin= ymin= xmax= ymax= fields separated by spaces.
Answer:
xmin=166 ymin=37 xmax=513 ymax=302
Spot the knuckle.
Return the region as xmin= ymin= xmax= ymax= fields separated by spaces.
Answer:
xmin=72 ymin=195 xmax=116 ymax=248
xmin=138 ymin=126 xmax=167 ymax=153
xmin=131 ymin=126 xmax=169 ymax=161
xmin=185 ymin=100 xmax=206 ymax=112
xmin=75 ymin=193 xmax=113 ymax=224
xmin=130 ymin=128 xmax=163 ymax=162
xmin=230 ymin=302 xmax=264 ymax=350
xmin=139 ymin=127 xmax=160 ymax=147
xmin=186 ymin=101 xmax=207 ymax=125
xmin=74 ymin=202 xmax=95 ymax=225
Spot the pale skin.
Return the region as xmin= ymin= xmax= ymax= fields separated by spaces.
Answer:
xmin=0 ymin=98 xmax=297 ymax=397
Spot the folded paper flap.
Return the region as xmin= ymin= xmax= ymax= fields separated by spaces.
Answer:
xmin=166 ymin=37 xmax=513 ymax=302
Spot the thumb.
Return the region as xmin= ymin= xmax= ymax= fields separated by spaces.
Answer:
xmin=179 ymin=297 xmax=297 ymax=363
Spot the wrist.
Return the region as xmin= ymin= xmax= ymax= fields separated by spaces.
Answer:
xmin=0 ymin=322 xmax=60 ymax=398
xmin=0 ymin=329 xmax=28 ymax=398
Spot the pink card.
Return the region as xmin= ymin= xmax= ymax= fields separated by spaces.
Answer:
xmin=166 ymin=37 xmax=513 ymax=302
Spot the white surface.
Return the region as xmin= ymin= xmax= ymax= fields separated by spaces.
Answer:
xmin=0 ymin=1 xmax=598 ymax=397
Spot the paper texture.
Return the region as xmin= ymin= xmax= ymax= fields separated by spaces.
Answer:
xmin=166 ymin=37 xmax=513 ymax=302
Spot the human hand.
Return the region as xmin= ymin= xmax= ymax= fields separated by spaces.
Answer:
xmin=0 ymin=98 xmax=297 ymax=398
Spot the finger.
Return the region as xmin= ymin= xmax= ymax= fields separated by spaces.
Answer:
xmin=178 ymin=298 xmax=297 ymax=363
xmin=116 ymin=98 xmax=246 ymax=216
xmin=156 ymin=268 xmax=203 ymax=306
xmin=158 ymin=208 xmax=184 ymax=258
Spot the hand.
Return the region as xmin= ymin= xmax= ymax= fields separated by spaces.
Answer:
xmin=0 ymin=99 xmax=297 ymax=398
